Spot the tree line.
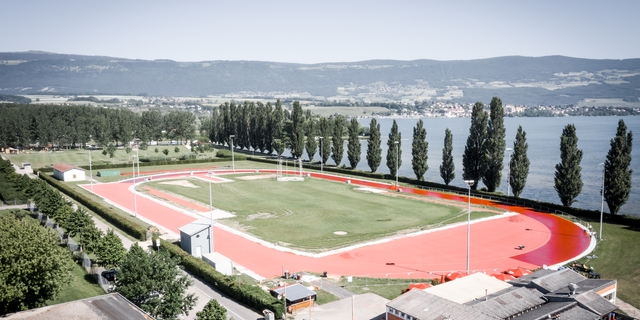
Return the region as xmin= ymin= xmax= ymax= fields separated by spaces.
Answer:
xmin=203 ymin=97 xmax=633 ymax=215
xmin=0 ymin=104 xmax=196 ymax=149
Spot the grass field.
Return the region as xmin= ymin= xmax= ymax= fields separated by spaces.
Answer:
xmin=46 ymin=263 xmax=106 ymax=306
xmin=573 ymin=222 xmax=640 ymax=309
xmin=338 ymin=276 xmax=434 ymax=300
xmin=144 ymin=176 xmax=497 ymax=251
xmin=5 ymin=145 xmax=208 ymax=169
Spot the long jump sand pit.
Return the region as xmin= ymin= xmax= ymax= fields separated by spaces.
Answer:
xmin=82 ymin=169 xmax=592 ymax=279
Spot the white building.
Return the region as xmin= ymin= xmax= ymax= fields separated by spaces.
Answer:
xmin=52 ymin=163 xmax=86 ymax=181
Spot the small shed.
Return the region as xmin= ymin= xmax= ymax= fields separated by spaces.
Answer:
xmin=21 ymin=163 xmax=31 ymax=170
xmin=202 ymin=252 xmax=234 ymax=276
xmin=271 ymin=283 xmax=316 ymax=313
xmin=52 ymin=163 xmax=86 ymax=182
xmin=178 ymin=218 xmax=212 ymax=258
xmin=97 ymin=170 xmax=121 ymax=177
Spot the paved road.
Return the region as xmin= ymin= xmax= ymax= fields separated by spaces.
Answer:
xmin=183 ymin=272 xmax=263 ymax=320
xmin=90 ymin=210 xmax=263 ymax=319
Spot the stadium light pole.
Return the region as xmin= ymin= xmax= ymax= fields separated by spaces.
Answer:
xmin=506 ymin=147 xmax=512 ymax=197
xmin=132 ymin=155 xmax=138 ymax=218
xmin=229 ymin=135 xmax=235 ymax=172
xmin=89 ymin=135 xmax=93 ymax=194
xmin=136 ymin=140 xmax=140 ymax=178
xmin=464 ymin=179 xmax=475 ymax=274
xmin=318 ymin=137 xmax=324 ymax=173
xmin=599 ymin=162 xmax=605 ymax=241
xmin=394 ymin=140 xmax=399 ymax=189
xmin=209 ymin=172 xmax=214 ymax=252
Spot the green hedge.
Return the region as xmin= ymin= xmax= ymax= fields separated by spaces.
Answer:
xmin=37 ymin=171 xmax=148 ymax=240
xmin=216 ymin=149 xmax=247 ymax=160
xmin=159 ymin=239 xmax=285 ymax=317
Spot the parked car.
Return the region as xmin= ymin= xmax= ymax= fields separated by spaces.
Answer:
xmin=101 ymin=269 xmax=118 ymax=282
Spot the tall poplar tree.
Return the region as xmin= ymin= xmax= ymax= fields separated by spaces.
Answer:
xmin=318 ymin=117 xmax=331 ymax=165
xmin=272 ymin=100 xmax=285 ymax=157
xmin=604 ymin=119 xmax=633 ymax=215
xmin=347 ymin=118 xmax=361 ymax=169
xmin=386 ymin=120 xmax=402 ymax=177
xmin=462 ymin=102 xmax=488 ymax=190
xmin=509 ymin=126 xmax=530 ymax=198
xmin=554 ymin=124 xmax=583 ymax=207
xmin=331 ymin=116 xmax=345 ymax=166
xmin=483 ymin=97 xmax=506 ymax=192
xmin=290 ymin=101 xmax=305 ymax=158
xmin=305 ymin=118 xmax=318 ymax=161
xmin=366 ymin=118 xmax=382 ymax=172
xmin=440 ymin=128 xmax=455 ymax=185
xmin=411 ymin=119 xmax=428 ymax=180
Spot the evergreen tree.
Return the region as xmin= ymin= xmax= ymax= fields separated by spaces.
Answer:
xmin=554 ymin=124 xmax=584 ymax=207
xmin=96 ymin=229 xmax=127 ymax=269
xmin=604 ymin=119 xmax=633 ymax=215
xmin=331 ymin=116 xmax=345 ymax=166
xmin=347 ymin=118 xmax=361 ymax=169
xmin=196 ymin=299 xmax=227 ymax=320
xmin=366 ymin=118 xmax=382 ymax=172
xmin=305 ymin=118 xmax=318 ymax=161
xmin=509 ymin=126 xmax=530 ymax=198
xmin=386 ymin=120 xmax=402 ymax=177
xmin=462 ymin=102 xmax=488 ymax=190
xmin=290 ymin=101 xmax=306 ymax=158
xmin=482 ymin=97 xmax=506 ymax=192
xmin=318 ymin=117 xmax=331 ymax=166
xmin=411 ymin=119 xmax=428 ymax=180
xmin=440 ymin=128 xmax=455 ymax=185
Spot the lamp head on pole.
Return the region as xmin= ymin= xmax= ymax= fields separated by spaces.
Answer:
xmin=464 ymin=180 xmax=475 ymax=187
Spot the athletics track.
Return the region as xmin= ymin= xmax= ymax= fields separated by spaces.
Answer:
xmin=82 ymin=169 xmax=592 ymax=279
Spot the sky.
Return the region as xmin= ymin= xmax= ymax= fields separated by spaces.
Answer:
xmin=1 ymin=0 xmax=639 ymax=64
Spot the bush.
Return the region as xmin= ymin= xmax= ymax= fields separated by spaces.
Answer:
xmin=159 ymin=239 xmax=284 ymax=316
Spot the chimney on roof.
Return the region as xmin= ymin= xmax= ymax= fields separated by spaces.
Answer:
xmin=568 ymin=283 xmax=578 ymax=295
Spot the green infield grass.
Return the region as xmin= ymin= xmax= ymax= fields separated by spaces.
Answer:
xmin=143 ymin=176 xmax=499 ymax=251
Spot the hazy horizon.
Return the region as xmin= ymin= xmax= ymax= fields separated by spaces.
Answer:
xmin=1 ymin=1 xmax=639 ymax=64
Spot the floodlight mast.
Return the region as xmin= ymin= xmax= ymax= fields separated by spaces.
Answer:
xmin=464 ymin=180 xmax=475 ymax=274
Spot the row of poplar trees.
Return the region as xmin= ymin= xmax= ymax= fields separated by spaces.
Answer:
xmin=201 ymin=100 xmax=441 ymax=182
xmin=204 ymin=97 xmax=633 ymax=215
xmin=461 ymin=97 xmax=633 ymax=215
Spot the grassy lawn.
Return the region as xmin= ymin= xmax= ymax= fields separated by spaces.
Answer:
xmin=46 ymin=262 xmax=106 ymax=306
xmin=5 ymin=144 xmax=205 ymax=169
xmin=572 ymin=222 xmax=640 ymax=308
xmin=338 ymin=276 xmax=434 ymax=300
xmin=145 ymin=176 xmax=496 ymax=251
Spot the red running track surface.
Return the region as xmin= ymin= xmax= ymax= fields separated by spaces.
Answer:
xmin=82 ymin=170 xmax=591 ymax=279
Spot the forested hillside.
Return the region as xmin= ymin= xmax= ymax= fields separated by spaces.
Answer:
xmin=1 ymin=52 xmax=639 ymax=105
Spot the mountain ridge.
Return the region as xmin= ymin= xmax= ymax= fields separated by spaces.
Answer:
xmin=1 ymin=51 xmax=639 ymax=105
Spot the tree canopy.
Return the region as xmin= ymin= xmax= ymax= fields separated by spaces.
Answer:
xmin=366 ymin=118 xmax=382 ymax=173
xmin=554 ymin=124 xmax=583 ymax=207
xmin=411 ymin=119 xmax=428 ymax=180
xmin=0 ymin=214 xmax=74 ymax=314
xmin=509 ymin=126 xmax=530 ymax=198
xmin=462 ymin=102 xmax=488 ymax=190
xmin=440 ymin=128 xmax=455 ymax=185
xmin=604 ymin=119 xmax=633 ymax=215
xmin=116 ymin=244 xmax=197 ymax=319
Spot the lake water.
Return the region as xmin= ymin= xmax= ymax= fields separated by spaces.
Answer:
xmin=302 ymin=116 xmax=639 ymax=216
